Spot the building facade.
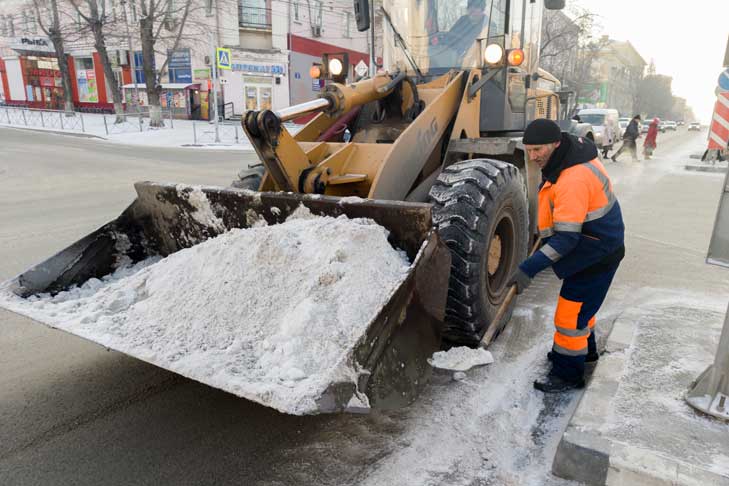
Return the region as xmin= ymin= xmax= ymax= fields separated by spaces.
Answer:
xmin=0 ymin=0 xmax=373 ymax=121
xmin=581 ymin=37 xmax=646 ymax=115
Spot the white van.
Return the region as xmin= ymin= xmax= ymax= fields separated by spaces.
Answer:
xmin=577 ymin=108 xmax=621 ymax=156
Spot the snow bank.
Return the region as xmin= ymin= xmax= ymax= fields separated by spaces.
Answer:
xmin=0 ymin=206 xmax=411 ymax=415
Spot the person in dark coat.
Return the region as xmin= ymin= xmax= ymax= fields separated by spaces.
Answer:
xmin=611 ymin=115 xmax=641 ymax=162
xmin=509 ymin=119 xmax=625 ymax=393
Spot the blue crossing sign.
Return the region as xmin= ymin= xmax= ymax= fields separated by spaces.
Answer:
xmin=719 ymin=68 xmax=729 ymax=92
xmin=216 ymin=48 xmax=231 ymax=70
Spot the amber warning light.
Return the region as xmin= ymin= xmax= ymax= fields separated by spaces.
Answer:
xmin=508 ymin=49 xmax=525 ymax=66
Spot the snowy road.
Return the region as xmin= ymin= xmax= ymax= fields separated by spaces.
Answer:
xmin=1 ymin=128 xmax=726 ymax=485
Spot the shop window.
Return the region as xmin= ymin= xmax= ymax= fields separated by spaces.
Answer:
xmin=133 ymin=51 xmax=153 ymax=84
xmin=243 ymin=76 xmax=273 ymax=111
xmin=76 ymin=57 xmax=94 ymax=71
xmin=75 ymin=57 xmax=99 ymax=103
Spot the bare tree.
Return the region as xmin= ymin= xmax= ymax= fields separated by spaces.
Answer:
xmin=132 ymin=0 xmax=194 ymax=127
xmin=539 ymin=4 xmax=606 ymax=115
xmin=31 ymin=0 xmax=77 ymax=114
xmin=68 ymin=0 xmax=127 ymax=122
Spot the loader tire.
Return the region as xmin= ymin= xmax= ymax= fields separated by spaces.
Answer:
xmin=429 ymin=159 xmax=528 ymax=348
xmin=231 ymin=163 xmax=265 ymax=191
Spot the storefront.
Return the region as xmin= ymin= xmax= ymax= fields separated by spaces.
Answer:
xmin=220 ymin=51 xmax=288 ymax=117
xmin=122 ymin=82 xmax=202 ymax=119
xmin=0 ymin=36 xmax=68 ymax=108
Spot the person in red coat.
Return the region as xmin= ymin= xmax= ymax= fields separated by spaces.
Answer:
xmin=643 ymin=118 xmax=660 ymax=159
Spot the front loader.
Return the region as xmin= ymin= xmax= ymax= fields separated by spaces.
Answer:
xmin=1 ymin=0 xmax=569 ymax=414
xmin=236 ymin=0 xmax=569 ymax=346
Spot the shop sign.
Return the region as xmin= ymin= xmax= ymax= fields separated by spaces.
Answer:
xmin=168 ymin=49 xmax=191 ymax=68
xmin=11 ymin=37 xmax=54 ymax=52
xmin=193 ymin=68 xmax=210 ymax=80
xmin=231 ymin=63 xmax=285 ymax=75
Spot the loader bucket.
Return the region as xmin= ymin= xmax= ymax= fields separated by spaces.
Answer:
xmin=0 ymin=182 xmax=450 ymax=415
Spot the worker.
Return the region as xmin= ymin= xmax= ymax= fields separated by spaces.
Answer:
xmin=429 ymin=0 xmax=490 ymax=69
xmin=508 ymin=119 xmax=625 ymax=393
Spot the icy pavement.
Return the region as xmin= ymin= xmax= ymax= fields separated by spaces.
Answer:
xmin=553 ymin=290 xmax=729 ymax=485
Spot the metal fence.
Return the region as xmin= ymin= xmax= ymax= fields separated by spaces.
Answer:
xmin=192 ymin=120 xmax=242 ymax=145
xmin=0 ymin=106 xmax=174 ymax=136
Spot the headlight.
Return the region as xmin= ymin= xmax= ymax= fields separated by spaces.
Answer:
xmin=309 ymin=65 xmax=322 ymax=79
xmin=484 ymin=44 xmax=504 ymax=65
xmin=329 ymin=58 xmax=344 ymax=76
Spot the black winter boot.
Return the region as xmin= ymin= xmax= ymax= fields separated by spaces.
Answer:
xmin=547 ymin=351 xmax=599 ymax=363
xmin=533 ymin=375 xmax=585 ymax=393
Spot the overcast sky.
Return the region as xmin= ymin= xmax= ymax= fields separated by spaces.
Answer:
xmin=577 ymin=0 xmax=728 ymax=122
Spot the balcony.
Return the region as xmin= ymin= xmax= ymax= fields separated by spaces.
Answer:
xmin=238 ymin=6 xmax=271 ymax=30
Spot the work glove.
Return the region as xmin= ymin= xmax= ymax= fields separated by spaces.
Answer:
xmin=507 ymin=268 xmax=532 ymax=295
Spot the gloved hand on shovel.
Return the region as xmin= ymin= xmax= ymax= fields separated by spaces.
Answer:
xmin=507 ymin=268 xmax=532 ymax=295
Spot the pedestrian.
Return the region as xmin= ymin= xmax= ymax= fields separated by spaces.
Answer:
xmin=611 ymin=115 xmax=641 ymax=162
xmin=643 ymin=117 xmax=660 ymax=159
xmin=509 ymin=119 xmax=625 ymax=393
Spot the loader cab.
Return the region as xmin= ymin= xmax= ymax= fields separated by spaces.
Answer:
xmin=365 ymin=0 xmax=564 ymax=133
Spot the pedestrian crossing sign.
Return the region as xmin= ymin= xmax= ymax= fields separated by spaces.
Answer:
xmin=216 ymin=48 xmax=231 ymax=70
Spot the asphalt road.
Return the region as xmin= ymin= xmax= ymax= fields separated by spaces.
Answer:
xmin=0 ymin=127 xmax=725 ymax=486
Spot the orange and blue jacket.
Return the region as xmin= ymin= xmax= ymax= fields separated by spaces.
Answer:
xmin=520 ymin=133 xmax=625 ymax=280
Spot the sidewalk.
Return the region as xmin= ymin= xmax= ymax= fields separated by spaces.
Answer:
xmin=0 ymin=108 xmax=300 ymax=150
xmin=552 ymin=135 xmax=729 ymax=485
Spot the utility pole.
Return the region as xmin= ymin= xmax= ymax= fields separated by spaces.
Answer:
xmin=369 ymin=0 xmax=376 ymax=76
xmin=121 ymin=0 xmax=140 ymax=113
xmin=210 ymin=32 xmax=220 ymax=143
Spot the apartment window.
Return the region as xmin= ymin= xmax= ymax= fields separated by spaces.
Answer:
xmin=238 ymin=0 xmax=270 ymax=29
xmin=205 ymin=0 xmax=214 ymax=17
xmin=344 ymin=12 xmax=351 ymax=38
xmin=8 ymin=15 xmax=15 ymax=37
xmin=293 ymin=1 xmax=299 ymax=22
xmin=110 ymin=0 xmax=117 ymax=22
xmin=314 ymin=0 xmax=322 ymax=27
xmin=0 ymin=16 xmax=6 ymax=37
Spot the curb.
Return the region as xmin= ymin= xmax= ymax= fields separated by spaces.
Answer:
xmin=685 ymin=163 xmax=727 ymax=173
xmin=0 ymin=125 xmax=107 ymax=140
xmin=551 ymin=314 xmax=729 ymax=485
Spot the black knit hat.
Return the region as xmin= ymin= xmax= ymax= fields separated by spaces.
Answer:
xmin=523 ymin=119 xmax=562 ymax=145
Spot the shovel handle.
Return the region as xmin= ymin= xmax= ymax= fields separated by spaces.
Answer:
xmin=478 ymin=238 xmax=542 ymax=349
xmin=479 ymin=285 xmax=518 ymax=348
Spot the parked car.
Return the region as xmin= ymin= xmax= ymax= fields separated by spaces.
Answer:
xmin=619 ymin=119 xmax=629 ymax=136
xmin=688 ymin=122 xmax=701 ymax=131
xmin=578 ymin=108 xmax=620 ymax=156
xmin=663 ymin=120 xmax=677 ymax=131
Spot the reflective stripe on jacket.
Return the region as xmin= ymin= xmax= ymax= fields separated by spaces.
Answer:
xmin=521 ymin=157 xmax=625 ymax=279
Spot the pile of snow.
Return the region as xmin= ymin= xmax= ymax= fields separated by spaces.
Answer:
xmin=0 ymin=205 xmax=412 ymax=415
xmin=428 ymin=346 xmax=494 ymax=372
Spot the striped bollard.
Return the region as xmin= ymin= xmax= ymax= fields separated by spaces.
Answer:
xmin=703 ymin=68 xmax=729 ymax=163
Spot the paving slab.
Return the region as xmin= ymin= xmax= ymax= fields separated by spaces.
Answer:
xmin=552 ymin=292 xmax=729 ymax=485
